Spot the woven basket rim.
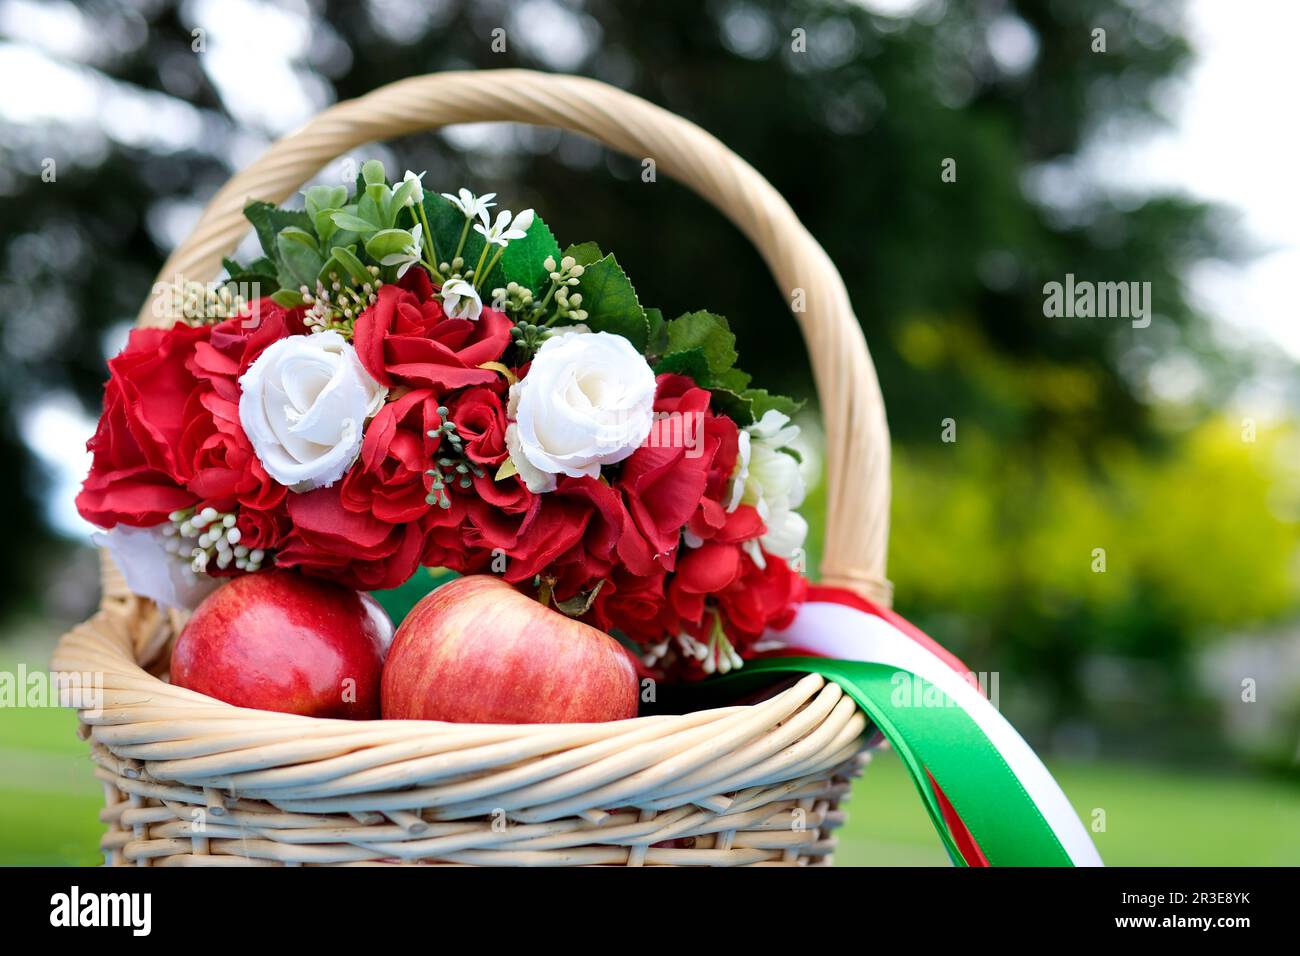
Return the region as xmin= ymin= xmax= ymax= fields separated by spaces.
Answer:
xmin=52 ymin=580 xmax=871 ymax=866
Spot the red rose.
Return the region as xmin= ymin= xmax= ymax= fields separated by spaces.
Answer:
xmin=668 ymin=541 xmax=744 ymax=626
xmin=493 ymin=486 xmax=590 ymax=584
xmin=541 ymin=476 xmax=634 ymax=592
xmin=449 ymin=385 xmax=510 ymax=466
xmin=459 ymin=468 xmax=540 ymax=558
xmin=233 ymin=506 xmax=289 ymax=552
xmin=420 ymin=500 xmax=486 ymax=574
xmin=188 ymin=299 xmax=304 ymax=403
xmin=615 ymin=375 xmax=716 ymax=569
xmin=277 ymin=485 xmax=424 ymax=591
xmin=108 ymin=323 xmax=210 ymax=480
xmin=341 ymin=388 xmax=442 ymax=524
xmin=178 ymin=300 xmax=300 ymax=512
xmin=715 ymin=551 xmax=807 ymax=641
xmin=352 ymin=269 xmax=512 ymax=390
xmin=76 ymin=323 xmax=210 ymax=527
xmin=460 ymin=473 xmax=644 ymax=591
xmin=589 ymin=567 xmax=673 ymax=646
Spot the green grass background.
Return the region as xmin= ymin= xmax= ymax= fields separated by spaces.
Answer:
xmin=3 ymin=671 xmax=1296 ymax=866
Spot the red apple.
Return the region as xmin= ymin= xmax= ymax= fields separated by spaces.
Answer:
xmin=381 ymin=575 xmax=639 ymax=724
xmin=171 ymin=570 xmax=394 ymax=719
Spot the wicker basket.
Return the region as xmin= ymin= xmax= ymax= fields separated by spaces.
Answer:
xmin=52 ymin=69 xmax=894 ymax=866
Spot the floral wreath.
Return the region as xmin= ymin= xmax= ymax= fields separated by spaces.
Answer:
xmin=78 ymin=160 xmax=810 ymax=679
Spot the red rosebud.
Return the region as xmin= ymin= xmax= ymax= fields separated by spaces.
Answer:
xmin=340 ymin=388 xmax=443 ymax=524
xmin=449 ymin=384 xmax=510 ymax=466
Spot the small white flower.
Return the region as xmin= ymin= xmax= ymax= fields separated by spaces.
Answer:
xmin=442 ymin=187 xmax=496 ymax=223
xmin=400 ymin=169 xmax=426 ymax=206
xmin=238 ymin=331 xmax=388 ymax=491
xmin=474 ymin=208 xmax=534 ymax=248
xmin=729 ymin=409 xmax=808 ymax=565
xmin=505 ymin=330 xmax=656 ymax=493
xmin=440 ymin=278 xmax=483 ymax=321
xmin=94 ymin=524 xmax=219 ymax=612
xmin=378 ymin=223 xmax=422 ymax=278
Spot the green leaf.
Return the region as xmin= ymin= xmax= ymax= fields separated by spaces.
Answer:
xmin=244 ymin=201 xmax=313 ymax=259
xmin=422 ymin=194 xmax=559 ymax=293
xmin=327 ymin=244 xmax=372 ymax=285
xmin=715 ymin=365 xmax=753 ymax=392
xmin=221 ymin=256 xmax=280 ymax=297
xmin=276 ymin=227 xmax=323 ymax=289
xmin=331 ymin=211 xmax=379 ymax=235
xmin=312 ymin=210 xmax=339 ymax=245
xmin=303 ymin=185 xmax=347 ymax=220
xmin=743 ymin=388 xmax=805 ymax=420
xmin=222 ymin=255 xmax=276 ymax=282
xmin=364 ymin=228 xmax=415 ymax=262
xmin=654 ymin=347 xmax=711 ymax=383
xmin=391 ymin=177 xmax=422 ymax=212
xmin=574 ymin=253 xmax=648 ymax=351
xmin=497 ymin=216 xmax=561 ymax=295
xmin=270 ymin=288 xmax=306 ymax=309
xmin=357 ymin=189 xmax=387 ymax=230
xmin=665 ymin=311 xmax=738 ymax=380
xmin=563 ymin=241 xmax=604 ymax=267
xmin=360 ymin=159 xmax=387 ymax=186
xmin=645 ymin=307 xmax=668 ymax=356
xmin=709 ymin=388 xmax=754 ymax=426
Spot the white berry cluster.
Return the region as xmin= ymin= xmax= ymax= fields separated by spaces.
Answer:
xmin=164 ymin=506 xmax=266 ymax=574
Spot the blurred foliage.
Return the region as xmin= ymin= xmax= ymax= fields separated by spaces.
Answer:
xmin=889 ymin=416 xmax=1300 ymax=745
xmin=0 ymin=0 xmax=1295 ymax=762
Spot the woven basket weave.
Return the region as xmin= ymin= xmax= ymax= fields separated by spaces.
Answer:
xmin=52 ymin=70 xmax=893 ymax=866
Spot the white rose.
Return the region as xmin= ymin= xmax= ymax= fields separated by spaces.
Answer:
xmin=505 ymin=329 xmax=657 ymax=493
xmin=729 ymin=409 xmax=808 ymax=565
xmin=93 ymin=524 xmax=219 ymax=612
xmin=238 ymin=330 xmax=387 ymax=491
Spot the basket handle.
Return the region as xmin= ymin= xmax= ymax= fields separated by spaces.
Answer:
xmin=139 ymin=69 xmax=892 ymax=605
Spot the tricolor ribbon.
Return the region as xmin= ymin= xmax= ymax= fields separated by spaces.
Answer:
xmin=747 ymin=585 xmax=1103 ymax=867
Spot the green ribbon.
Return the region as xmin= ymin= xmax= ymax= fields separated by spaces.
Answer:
xmin=700 ymin=657 xmax=1076 ymax=867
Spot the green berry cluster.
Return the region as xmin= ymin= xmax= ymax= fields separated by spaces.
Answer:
xmin=424 ymin=405 xmax=485 ymax=509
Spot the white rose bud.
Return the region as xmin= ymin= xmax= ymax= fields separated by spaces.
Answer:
xmin=505 ymin=330 xmax=657 ymax=493
xmin=238 ymin=331 xmax=387 ymax=491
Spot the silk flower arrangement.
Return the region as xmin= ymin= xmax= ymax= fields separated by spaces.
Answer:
xmin=78 ymin=160 xmax=811 ymax=706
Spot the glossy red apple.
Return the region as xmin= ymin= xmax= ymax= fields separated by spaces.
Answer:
xmin=381 ymin=575 xmax=639 ymax=724
xmin=171 ymin=570 xmax=394 ymax=719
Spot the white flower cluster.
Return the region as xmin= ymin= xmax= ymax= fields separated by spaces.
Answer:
xmin=729 ymin=410 xmax=809 ymax=567
xmin=435 ymin=188 xmax=535 ymax=322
